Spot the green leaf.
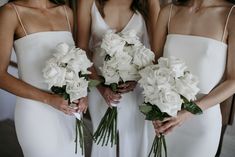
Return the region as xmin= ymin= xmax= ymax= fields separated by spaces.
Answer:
xmin=63 ymin=92 xmax=70 ymax=100
xmin=182 ymin=101 xmax=203 ymax=115
xmin=140 ymin=103 xmax=170 ymax=121
xmin=105 ymin=55 xmax=111 ymax=61
xmin=139 ymin=105 xmax=152 ymax=114
xmin=88 ymin=79 xmax=101 ymax=88
xmin=79 ymin=72 xmax=89 ymax=80
xmin=51 ymin=86 xmax=66 ymax=95
xmin=110 ymin=83 xmax=118 ymax=92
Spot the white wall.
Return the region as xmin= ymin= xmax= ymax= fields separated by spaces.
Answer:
xmin=0 ymin=51 xmax=18 ymax=120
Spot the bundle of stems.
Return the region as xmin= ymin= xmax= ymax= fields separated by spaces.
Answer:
xmin=93 ymin=107 xmax=118 ymax=147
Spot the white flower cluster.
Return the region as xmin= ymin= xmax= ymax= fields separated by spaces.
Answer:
xmin=43 ymin=43 xmax=93 ymax=102
xmin=100 ymin=30 xmax=155 ymax=85
xmin=139 ymin=57 xmax=200 ymax=116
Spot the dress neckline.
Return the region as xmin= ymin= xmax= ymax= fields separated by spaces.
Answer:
xmin=14 ymin=31 xmax=72 ymax=44
xmin=93 ymin=2 xmax=136 ymax=33
xmin=167 ymin=34 xmax=228 ymax=47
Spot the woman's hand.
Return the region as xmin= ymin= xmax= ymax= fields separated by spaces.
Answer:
xmin=117 ymin=81 xmax=137 ymax=94
xmin=76 ymin=97 xmax=88 ymax=114
xmin=98 ymin=86 xmax=122 ymax=107
xmin=47 ymin=94 xmax=77 ymax=115
xmin=153 ymin=110 xmax=193 ymax=136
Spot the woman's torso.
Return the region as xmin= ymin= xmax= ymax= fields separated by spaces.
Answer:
xmin=11 ymin=3 xmax=75 ymax=91
xmin=163 ymin=4 xmax=234 ymax=94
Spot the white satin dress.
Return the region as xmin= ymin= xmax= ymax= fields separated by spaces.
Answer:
xmin=141 ymin=5 xmax=234 ymax=157
xmin=12 ymin=4 xmax=84 ymax=157
xmin=88 ymin=3 xmax=149 ymax=157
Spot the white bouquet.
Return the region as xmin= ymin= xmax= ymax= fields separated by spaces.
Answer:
xmin=43 ymin=42 xmax=98 ymax=154
xmin=139 ymin=57 xmax=203 ymax=157
xmin=93 ymin=30 xmax=155 ymax=147
xmin=100 ymin=30 xmax=155 ymax=86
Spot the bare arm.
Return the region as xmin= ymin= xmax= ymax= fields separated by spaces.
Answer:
xmin=77 ymin=0 xmax=121 ymax=106
xmin=0 ymin=5 xmax=76 ymax=115
xmin=147 ymin=0 xmax=160 ymax=48
xmin=151 ymin=4 xmax=171 ymax=61
xmin=195 ymin=12 xmax=235 ymax=110
xmin=64 ymin=5 xmax=74 ymax=32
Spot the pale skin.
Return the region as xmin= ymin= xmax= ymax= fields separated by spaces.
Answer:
xmin=152 ymin=0 xmax=235 ymax=136
xmin=0 ymin=0 xmax=88 ymax=115
xmin=77 ymin=0 xmax=160 ymax=107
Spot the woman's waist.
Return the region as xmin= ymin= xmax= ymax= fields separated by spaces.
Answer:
xmin=19 ymin=75 xmax=49 ymax=91
xmin=15 ymin=97 xmax=71 ymax=120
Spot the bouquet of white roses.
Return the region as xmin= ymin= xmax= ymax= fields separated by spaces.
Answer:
xmin=93 ymin=30 xmax=155 ymax=147
xmin=139 ymin=57 xmax=203 ymax=157
xmin=43 ymin=42 xmax=98 ymax=154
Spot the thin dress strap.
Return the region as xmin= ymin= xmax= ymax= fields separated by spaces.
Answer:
xmin=11 ymin=3 xmax=28 ymax=36
xmin=221 ymin=5 xmax=235 ymax=41
xmin=63 ymin=6 xmax=72 ymax=32
xmin=168 ymin=4 xmax=173 ymax=33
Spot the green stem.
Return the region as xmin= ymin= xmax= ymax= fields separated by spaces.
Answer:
xmin=162 ymin=135 xmax=167 ymax=157
xmin=93 ymin=107 xmax=118 ymax=147
xmin=148 ymin=134 xmax=167 ymax=157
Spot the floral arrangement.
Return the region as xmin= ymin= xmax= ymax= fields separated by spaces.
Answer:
xmin=139 ymin=57 xmax=203 ymax=157
xmin=93 ymin=30 xmax=155 ymax=147
xmin=43 ymin=42 xmax=98 ymax=154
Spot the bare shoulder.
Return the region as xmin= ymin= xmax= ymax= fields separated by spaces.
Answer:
xmin=161 ymin=3 xmax=174 ymax=15
xmin=62 ymin=5 xmax=73 ymax=18
xmin=0 ymin=3 xmax=18 ymax=27
xmin=0 ymin=3 xmax=16 ymax=18
xmin=158 ymin=3 xmax=174 ymax=20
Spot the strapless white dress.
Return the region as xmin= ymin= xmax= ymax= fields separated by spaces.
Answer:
xmin=14 ymin=31 xmax=84 ymax=157
xmin=141 ymin=34 xmax=225 ymax=157
xmin=88 ymin=3 xmax=149 ymax=157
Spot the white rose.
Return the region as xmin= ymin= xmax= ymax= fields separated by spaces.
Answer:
xmin=123 ymin=45 xmax=136 ymax=57
xmin=142 ymin=85 xmax=158 ymax=104
xmin=66 ymin=77 xmax=88 ymax=102
xmin=157 ymin=89 xmax=183 ymax=117
xmin=59 ymin=49 xmax=76 ymax=64
xmin=183 ymin=72 xmax=199 ymax=86
xmin=158 ymin=57 xmax=169 ymax=68
xmin=72 ymin=48 xmax=93 ymax=74
xmin=138 ymin=65 xmax=159 ymax=86
xmin=53 ymin=42 xmax=71 ymax=59
xmin=139 ymin=65 xmax=159 ymax=78
xmin=133 ymin=46 xmax=155 ymax=69
xmin=105 ymin=57 xmax=119 ymax=69
xmin=100 ymin=63 xmax=120 ymax=85
xmin=169 ymin=57 xmax=187 ymax=78
xmin=155 ymin=68 xmax=172 ymax=85
xmin=119 ymin=64 xmax=140 ymax=82
xmin=115 ymin=51 xmax=133 ymax=70
xmin=101 ymin=31 xmax=126 ymax=57
xmin=65 ymin=70 xmax=75 ymax=82
xmin=120 ymin=29 xmax=141 ymax=45
xmin=43 ymin=62 xmax=66 ymax=89
xmin=175 ymin=75 xmax=200 ymax=101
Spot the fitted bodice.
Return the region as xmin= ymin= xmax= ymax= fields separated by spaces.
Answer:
xmin=14 ymin=31 xmax=74 ymax=91
xmin=90 ymin=2 xmax=149 ymax=74
xmin=164 ymin=34 xmax=227 ymax=94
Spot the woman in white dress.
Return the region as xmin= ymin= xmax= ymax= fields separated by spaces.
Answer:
xmin=77 ymin=0 xmax=160 ymax=156
xmin=147 ymin=0 xmax=235 ymax=157
xmin=0 ymin=0 xmax=87 ymax=157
